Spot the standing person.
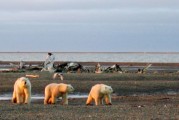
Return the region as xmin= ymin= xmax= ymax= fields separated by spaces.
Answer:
xmin=19 ymin=60 xmax=25 ymax=69
xmin=43 ymin=52 xmax=55 ymax=72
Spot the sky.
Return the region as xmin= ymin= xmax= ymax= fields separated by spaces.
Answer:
xmin=0 ymin=0 xmax=179 ymax=52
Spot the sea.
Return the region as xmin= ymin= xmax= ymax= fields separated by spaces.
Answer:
xmin=0 ymin=52 xmax=179 ymax=63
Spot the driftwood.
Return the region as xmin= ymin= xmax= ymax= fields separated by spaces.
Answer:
xmin=55 ymin=62 xmax=87 ymax=73
xmin=104 ymin=64 xmax=123 ymax=73
xmin=138 ymin=64 xmax=152 ymax=74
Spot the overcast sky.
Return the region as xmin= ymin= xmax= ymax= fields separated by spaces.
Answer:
xmin=0 ymin=0 xmax=179 ymax=52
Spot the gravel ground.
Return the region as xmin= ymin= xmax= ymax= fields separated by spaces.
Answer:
xmin=0 ymin=72 xmax=179 ymax=120
xmin=0 ymin=95 xmax=179 ymax=120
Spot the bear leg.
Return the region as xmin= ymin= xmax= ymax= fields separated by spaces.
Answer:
xmin=12 ymin=97 xmax=17 ymax=103
xmin=16 ymin=93 xmax=23 ymax=104
xmin=94 ymin=98 xmax=101 ymax=105
xmin=86 ymin=95 xmax=93 ymax=105
xmin=12 ymin=91 xmax=17 ymax=103
xmin=24 ymin=89 xmax=31 ymax=104
xmin=44 ymin=99 xmax=48 ymax=104
xmin=48 ymin=97 xmax=53 ymax=104
xmin=99 ymin=98 xmax=103 ymax=105
xmin=62 ymin=94 xmax=68 ymax=105
xmin=44 ymin=95 xmax=50 ymax=104
xmin=51 ymin=96 xmax=56 ymax=104
xmin=104 ymin=95 xmax=112 ymax=105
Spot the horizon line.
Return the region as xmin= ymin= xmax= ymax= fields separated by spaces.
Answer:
xmin=0 ymin=51 xmax=179 ymax=54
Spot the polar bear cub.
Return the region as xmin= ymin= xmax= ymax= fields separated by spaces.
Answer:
xmin=12 ymin=77 xmax=31 ymax=104
xmin=86 ymin=84 xmax=113 ymax=106
xmin=44 ymin=83 xmax=74 ymax=105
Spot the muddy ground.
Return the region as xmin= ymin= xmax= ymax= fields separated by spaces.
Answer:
xmin=0 ymin=72 xmax=179 ymax=120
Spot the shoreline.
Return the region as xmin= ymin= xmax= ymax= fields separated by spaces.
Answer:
xmin=1 ymin=61 xmax=179 ymax=66
xmin=1 ymin=61 xmax=179 ymax=74
xmin=1 ymin=52 xmax=179 ymax=63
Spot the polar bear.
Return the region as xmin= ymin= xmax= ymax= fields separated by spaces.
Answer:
xmin=44 ymin=83 xmax=74 ymax=105
xmin=52 ymin=73 xmax=64 ymax=81
xmin=86 ymin=84 xmax=113 ymax=106
xmin=12 ymin=77 xmax=31 ymax=104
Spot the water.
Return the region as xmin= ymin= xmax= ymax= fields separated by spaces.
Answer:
xmin=0 ymin=52 xmax=179 ymax=63
xmin=0 ymin=91 xmax=178 ymax=101
xmin=0 ymin=94 xmax=88 ymax=101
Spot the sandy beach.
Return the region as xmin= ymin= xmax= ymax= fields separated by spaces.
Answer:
xmin=0 ymin=63 xmax=179 ymax=120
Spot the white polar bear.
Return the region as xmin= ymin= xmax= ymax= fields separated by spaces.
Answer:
xmin=86 ymin=84 xmax=113 ymax=106
xmin=12 ymin=77 xmax=31 ymax=104
xmin=44 ymin=83 xmax=74 ymax=105
xmin=52 ymin=73 xmax=64 ymax=81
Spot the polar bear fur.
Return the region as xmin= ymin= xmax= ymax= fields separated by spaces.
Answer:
xmin=86 ymin=84 xmax=113 ymax=106
xmin=52 ymin=73 xmax=64 ymax=81
xmin=12 ymin=77 xmax=31 ymax=104
xmin=44 ymin=83 xmax=74 ymax=105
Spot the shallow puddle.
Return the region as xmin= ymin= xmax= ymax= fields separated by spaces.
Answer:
xmin=0 ymin=94 xmax=88 ymax=101
xmin=0 ymin=90 xmax=178 ymax=101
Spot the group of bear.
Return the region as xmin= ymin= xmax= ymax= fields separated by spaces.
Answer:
xmin=12 ymin=77 xmax=114 ymax=106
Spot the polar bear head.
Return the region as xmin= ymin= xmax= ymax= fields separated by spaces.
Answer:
xmin=100 ymin=84 xmax=113 ymax=94
xmin=19 ymin=77 xmax=31 ymax=88
xmin=66 ymin=84 xmax=74 ymax=93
